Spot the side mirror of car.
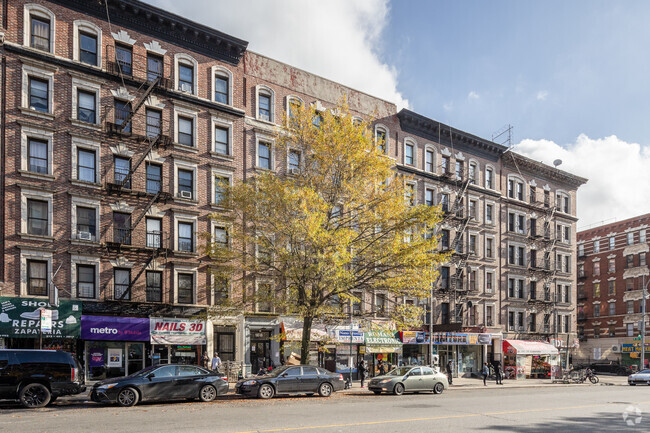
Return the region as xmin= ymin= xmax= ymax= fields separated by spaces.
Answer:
xmin=146 ymin=373 xmax=155 ymax=380
xmin=281 ymin=373 xmax=288 ymax=377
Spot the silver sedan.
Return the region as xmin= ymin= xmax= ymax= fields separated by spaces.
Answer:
xmin=367 ymin=366 xmax=449 ymax=396
xmin=628 ymin=369 xmax=650 ymax=385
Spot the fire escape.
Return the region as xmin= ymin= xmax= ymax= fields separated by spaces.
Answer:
xmin=101 ymin=46 xmax=174 ymax=303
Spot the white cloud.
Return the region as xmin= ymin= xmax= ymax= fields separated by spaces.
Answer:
xmin=536 ymin=90 xmax=548 ymax=101
xmin=443 ymin=102 xmax=453 ymax=112
xmin=514 ymin=135 xmax=650 ymax=229
xmin=146 ymin=0 xmax=408 ymax=109
xmin=468 ymin=91 xmax=480 ymax=100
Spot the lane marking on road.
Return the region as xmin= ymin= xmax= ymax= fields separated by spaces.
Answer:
xmin=231 ymin=400 xmax=650 ymax=433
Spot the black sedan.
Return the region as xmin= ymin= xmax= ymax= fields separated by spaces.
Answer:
xmin=91 ymin=364 xmax=229 ymax=407
xmin=235 ymin=365 xmax=345 ymax=399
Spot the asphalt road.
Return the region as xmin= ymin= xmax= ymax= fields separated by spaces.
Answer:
xmin=1 ymin=385 xmax=649 ymax=433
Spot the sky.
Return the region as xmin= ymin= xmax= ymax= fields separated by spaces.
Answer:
xmin=147 ymin=0 xmax=650 ymax=229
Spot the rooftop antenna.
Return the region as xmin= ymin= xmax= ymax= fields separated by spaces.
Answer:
xmin=492 ymin=124 xmax=513 ymax=147
xmin=553 ymin=159 xmax=562 ymax=168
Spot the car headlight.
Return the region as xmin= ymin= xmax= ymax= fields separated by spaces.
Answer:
xmin=243 ymin=380 xmax=257 ymax=386
xmin=97 ymin=383 xmax=117 ymax=391
xmin=379 ymin=379 xmax=392 ymax=384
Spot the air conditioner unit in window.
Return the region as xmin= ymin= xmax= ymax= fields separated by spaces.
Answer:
xmin=180 ymin=83 xmax=192 ymax=93
xmin=611 ymin=345 xmax=621 ymax=353
xmin=289 ymin=167 xmax=301 ymax=175
xmin=77 ymin=232 xmax=92 ymax=241
xmin=180 ymin=190 xmax=193 ymax=199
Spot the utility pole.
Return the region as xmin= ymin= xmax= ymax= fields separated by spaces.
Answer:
xmin=429 ymin=261 xmax=434 ymax=367
xmin=642 ymin=275 xmax=648 ymax=371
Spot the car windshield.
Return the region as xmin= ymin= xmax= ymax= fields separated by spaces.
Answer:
xmin=639 ymin=369 xmax=650 ymax=374
xmin=130 ymin=366 xmax=158 ymax=377
xmin=388 ymin=367 xmax=412 ymax=376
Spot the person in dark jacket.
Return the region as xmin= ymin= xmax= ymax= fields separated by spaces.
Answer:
xmin=493 ymin=360 xmax=503 ymax=384
xmin=378 ymin=360 xmax=387 ymax=375
xmin=482 ymin=362 xmax=490 ymax=386
xmin=446 ymin=360 xmax=453 ymax=385
xmin=358 ymin=359 xmax=367 ymax=388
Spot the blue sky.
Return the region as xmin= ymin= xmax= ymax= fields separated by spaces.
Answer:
xmin=147 ymin=0 xmax=650 ymax=227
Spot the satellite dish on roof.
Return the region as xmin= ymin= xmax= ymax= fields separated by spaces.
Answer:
xmin=553 ymin=159 xmax=562 ymax=168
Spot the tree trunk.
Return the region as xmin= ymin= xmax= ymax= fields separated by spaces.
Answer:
xmin=300 ymin=316 xmax=313 ymax=365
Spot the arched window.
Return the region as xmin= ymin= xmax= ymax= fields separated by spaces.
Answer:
xmin=404 ymin=138 xmax=417 ymax=167
xmin=73 ymin=20 xmax=102 ymax=66
xmin=24 ymin=4 xmax=56 ymax=54
xmin=424 ymin=146 xmax=436 ymax=173
xmin=212 ymin=66 xmax=233 ymax=105
xmin=174 ymin=53 xmax=198 ymax=95
xmin=256 ymin=85 xmax=274 ymax=123
xmin=374 ymin=124 xmax=389 ymax=154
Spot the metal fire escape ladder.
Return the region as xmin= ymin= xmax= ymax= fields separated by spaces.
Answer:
xmin=116 ymin=249 xmax=159 ymax=301
xmin=116 ymin=77 xmax=161 ymax=132
xmin=117 ymin=133 xmax=162 ymax=189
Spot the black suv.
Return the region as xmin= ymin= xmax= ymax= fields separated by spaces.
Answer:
xmin=0 ymin=349 xmax=86 ymax=408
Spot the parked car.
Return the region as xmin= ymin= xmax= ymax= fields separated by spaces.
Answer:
xmin=581 ymin=361 xmax=632 ymax=376
xmin=0 ymin=349 xmax=86 ymax=408
xmin=235 ymin=365 xmax=345 ymax=399
xmin=91 ymin=364 xmax=228 ymax=407
xmin=628 ymin=369 xmax=650 ymax=385
xmin=368 ymin=366 xmax=448 ymax=396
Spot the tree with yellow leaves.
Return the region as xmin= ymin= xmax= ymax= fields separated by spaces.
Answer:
xmin=206 ymin=102 xmax=446 ymax=363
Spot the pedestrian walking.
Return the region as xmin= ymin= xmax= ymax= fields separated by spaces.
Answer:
xmin=446 ymin=360 xmax=453 ymax=385
xmin=211 ymin=352 xmax=222 ymax=372
xmin=358 ymin=359 xmax=367 ymax=388
xmin=201 ymin=352 xmax=209 ymax=369
xmin=493 ymin=360 xmax=503 ymax=384
xmin=482 ymin=362 xmax=489 ymax=386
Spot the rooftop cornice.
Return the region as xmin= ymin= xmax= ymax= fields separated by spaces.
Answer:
xmin=502 ymin=152 xmax=588 ymax=188
xmin=50 ymin=0 xmax=248 ymax=65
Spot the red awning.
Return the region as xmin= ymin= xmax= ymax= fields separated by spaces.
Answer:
xmin=503 ymin=339 xmax=559 ymax=356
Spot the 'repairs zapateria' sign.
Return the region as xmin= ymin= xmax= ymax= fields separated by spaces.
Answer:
xmin=0 ymin=297 xmax=82 ymax=339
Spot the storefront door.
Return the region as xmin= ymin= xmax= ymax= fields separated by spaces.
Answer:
xmin=126 ymin=343 xmax=144 ymax=375
xmin=251 ymin=331 xmax=271 ymax=373
xmin=153 ymin=345 xmax=169 ymax=365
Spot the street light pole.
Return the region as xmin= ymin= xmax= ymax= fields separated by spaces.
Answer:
xmin=429 ymin=261 xmax=434 ymax=367
xmin=641 ymin=275 xmax=648 ymax=371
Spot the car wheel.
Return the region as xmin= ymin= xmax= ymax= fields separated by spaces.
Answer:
xmin=318 ymin=382 xmax=333 ymax=397
xmin=258 ymin=384 xmax=275 ymax=399
xmin=393 ymin=383 xmax=404 ymax=396
xmin=433 ymin=382 xmax=445 ymax=394
xmin=116 ymin=387 xmax=139 ymax=407
xmin=19 ymin=383 xmax=51 ymax=408
xmin=199 ymin=385 xmax=217 ymax=402
xmin=373 ymin=390 xmax=382 ymax=395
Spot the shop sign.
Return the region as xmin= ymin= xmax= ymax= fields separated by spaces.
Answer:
xmin=622 ymin=343 xmax=650 ymax=353
xmin=81 ymin=315 xmax=150 ymax=341
xmin=431 ymin=332 xmax=493 ymax=345
xmin=150 ymin=318 xmax=206 ymax=345
xmin=400 ymin=331 xmax=428 ymax=344
xmin=0 ymin=297 xmax=81 ymax=339
xmin=334 ymin=330 xmax=364 ymax=344
xmin=107 ymin=348 xmax=122 ymax=367
xmin=365 ymin=330 xmax=402 ymax=346
xmin=89 ymin=347 xmax=105 ymax=367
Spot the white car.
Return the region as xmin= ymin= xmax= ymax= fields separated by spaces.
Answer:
xmin=628 ymin=369 xmax=650 ymax=385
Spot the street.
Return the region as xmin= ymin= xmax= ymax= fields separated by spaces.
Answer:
xmin=1 ymin=384 xmax=649 ymax=432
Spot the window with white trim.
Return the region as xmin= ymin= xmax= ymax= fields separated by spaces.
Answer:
xmin=257 ymin=141 xmax=273 ymax=170
xmin=468 ymin=161 xmax=478 ymax=184
xmin=177 ymin=221 xmax=194 ymax=252
xmin=375 ymin=126 xmax=388 ymax=154
xmin=485 ymin=166 xmax=494 ymax=189
xmin=425 ymin=148 xmax=434 ymax=172
xmin=212 ymin=171 xmax=231 ymax=206
xmin=73 ymin=20 xmax=102 ymax=66
xmin=21 ymin=189 xmax=53 ymax=237
xmin=404 ymin=140 xmax=415 ymax=166
xmin=178 ymin=62 xmax=194 ymax=93
xmin=256 ymin=86 xmax=274 ymax=122
xmin=485 ymin=203 xmax=494 ymax=224
xmin=256 ymin=281 xmax=273 ymax=313
xmin=213 ymin=67 xmax=232 ymax=105
xmin=24 ymin=4 xmax=55 ymax=54
xmin=425 ymin=188 xmax=434 ymax=206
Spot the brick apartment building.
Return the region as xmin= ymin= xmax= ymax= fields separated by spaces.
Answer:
xmin=575 ymin=213 xmax=650 ymax=367
xmin=0 ymin=0 xmax=587 ymax=380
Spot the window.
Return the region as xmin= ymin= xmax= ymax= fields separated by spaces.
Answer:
xmin=441 ymin=303 xmax=449 ymax=324
xmin=114 ymin=100 xmax=132 ymax=133
xmin=376 ymin=293 xmax=386 ymax=315
xmin=641 ymin=252 xmax=647 ymax=266
xmin=214 ymin=226 xmax=229 ymax=247
xmin=404 ymin=143 xmax=414 ymax=166
xmin=440 ymin=193 xmax=449 ymax=212
xmin=256 ymin=282 xmax=272 ymax=313
xmin=214 ymin=126 xmax=229 ymax=155
xmin=177 ymin=116 xmax=194 ymax=146
xmin=425 ymin=189 xmax=434 ymax=206
xmin=517 ymin=312 xmax=524 ymax=329
xmin=578 ymin=244 xmax=584 ymax=256
xmin=609 ymin=236 xmax=615 ymax=250
xmin=146 ymin=163 xmax=162 ymax=194
xmin=441 ymin=230 xmax=450 ymax=250
xmin=608 ymin=280 xmax=615 ymax=295
xmin=146 ymin=109 xmax=162 ymax=138
xmin=115 ymin=44 xmax=133 ymax=76
xmin=627 ymin=300 xmax=634 ymax=314
xmin=468 ymin=162 xmax=477 ymax=184
xmin=178 ymin=63 xmax=194 ymax=93
xmin=77 ymin=206 xmax=96 ymax=240
xmin=641 ymin=230 xmax=647 ymax=243
xmin=114 ymin=157 xmax=131 ymax=188
xmin=27 ymin=138 xmax=48 ymax=174
xmin=564 ymin=226 xmax=570 ymax=243
xmin=626 ymin=278 xmax=635 ymax=291
xmin=485 ymin=167 xmax=493 ymax=189
xmin=147 ymin=53 xmax=163 ymax=82
xmin=113 ymin=212 xmax=131 ymax=245
xmin=608 ymin=259 xmax=615 ymax=273
xmin=508 ymin=311 xmax=515 ymax=330
xmin=486 ymin=271 xmax=493 ymax=293
xmin=213 ymin=275 xmax=229 ymax=303
xmin=455 ymin=160 xmax=463 ymax=179
xmin=376 ymin=127 xmax=387 ymax=153
xmin=405 ymin=183 xmax=415 ymax=206
xmin=627 ymin=323 xmax=634 ymax=337
xmin=30 ymin=15 xmax=50 ymax=52
xmin=425 ymin=150 xmax=434 ymax=172
xmin=441 ymin=156 xmax=450 ymax=174
xmin=77 ymin=264 xmax=96 ymax=298
xmin=178 ymin=169 xmax=193 ymax=199
xmin=114 ymin=268 xmax=130 ymax=300
xmin=288 ymin=150 xmax=301 ymax=171
xmin=529 ymin=313 xmax=536 ymax=332
xmin=469 ymin=200 xmax=477 ymax=220
xmin=28 ymin=77 xmax=48 ymax=113
xmin=27 ymin=260 xmax=48 ymax=296
xmin=518 ymin=247 xmax=525 ymax=265
xmin=78 ymin=32 xmax=97 ymax=65
xmin=258 ymin=142 xmax=272 ymax=170
xmin=485 ymin=203 xmax=493 ymax=224
xmin=146 ymin=218 xmax=162 ymax=248
xmin=529 ymin=281 xmax=537 ymax=300
xmin=486 ymin=238 xmax=493 ymax=258
xmin=564 ymin=316 xmax=570 ymax=333
xmin=214 ymin=74 xmax=229 ymax=104
xmin=593 ymin=262 xmax=600 ymax=275
xmin=593 ymin=282 xmax=600 ymax=297
xmin=77 ymin=90 xmax=96 ymax=124
xmin=178 ymin=222 xmax=194 ymax=252
xmin=486 ymin=306 xmax=493 ymax=326
xmin=626 ymin=255 xmax=634 ymax=269
xmin=143 ymin=271 xmax=162 ymax=303
xmin=27 ymin=199 xmax=48 ymax=236
xmin=214 ymin=175 xmax=229 ymax=206
xmin=440 ymin=267 xmax=450 ymax=289
xmin=593 ymin=240 xmax=600 ymax=253
xmin=609 ymin=302 xmax=615 ymax=316
xmin=259 ymin=91 xmax=272 ymax=121
xmin=627 ymin=232 xmax=634 ymax=245
xmin=469 ymin=234 xmax=477 ymax=255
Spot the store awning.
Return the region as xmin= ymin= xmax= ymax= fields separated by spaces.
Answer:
xmin=503 ymin=339 xmax=559 ymax=356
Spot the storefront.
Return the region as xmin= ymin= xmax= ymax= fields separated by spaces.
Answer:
xmin=0 ymin=297 xmax=81 ymax=355
xmin=150 ymin=317 xmax=207 ymax=366
xmin=503 ymin=339 xmax=560 ymax=380
xmin=362 ymin=330 xmax=402 ymax=376
xmin=81 ymin=315 xmax=149 ymax=381
xmin=432 ymin=332 xmax=494 ymax=378
xmin=621 ymin=342 xmax=650 ymax=369
xmin=280 ymin=318 xmax=328 ymax=368
xmin=329 ymin=326 xmax=365 ymax=378
xmin=399 ymin=331 xmax=428 ymax=366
